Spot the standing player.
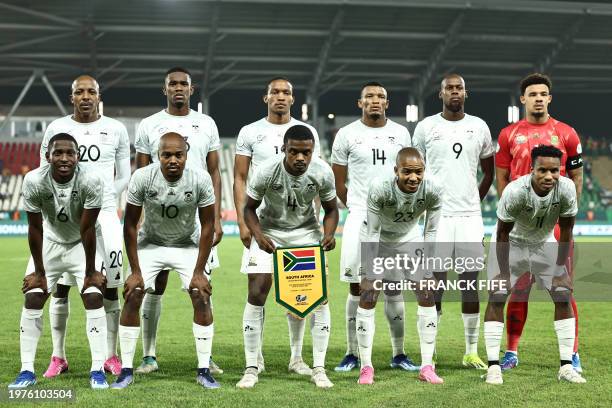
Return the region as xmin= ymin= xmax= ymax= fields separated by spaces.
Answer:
xmin=39 ymin=75 xmax=130 ymax=378
xmin=111 ymin=133 xmax=218 ymax=389
xmin=356 ymin=147 xmax=444 ymax=385
xmin=10 ymin=133 xmax=109 ymax=389
xmin=332 ymin=82 xmax=413 ymax=372
xmin=496 ymin=73 xmax=583 ymax=372
xmin=134 ymin=67 xmax=223 ymax=374
xmin=483 ymin=145 xmax=586 ymax=385
xmin=236 ymin=125 xmax=338 ymax=389
xmin=412 ymin=73 xmax=495 ymax=369
xmin=233 ymin=77 xmax=320 ymax=375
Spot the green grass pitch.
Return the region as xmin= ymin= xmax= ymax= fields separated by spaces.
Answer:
xmin=0 ymin=236 xmax=611 ymax=407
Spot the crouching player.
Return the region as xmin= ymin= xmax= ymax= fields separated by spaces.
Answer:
xmin=111 ymin=133 xmax=218 ymax=389
xmin=483 ymin=145 xmax=586 ymax=384
xmin=10 ymin=133 xmax=109 ymax=389
xmin=356 ymin=147 xmax=444 ymax=385
xmin=236 ymin=125 xmax=339 ymax=389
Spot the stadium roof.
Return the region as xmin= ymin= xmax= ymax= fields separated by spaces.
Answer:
xmin=3 ymin=0 xmax=612 ymax=103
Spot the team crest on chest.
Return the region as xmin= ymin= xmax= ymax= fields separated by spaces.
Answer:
xmin=550 ymin=135 xmax=559 ymax=145
xmin=158 ymin=127 xmax=168 ymax=135
xmin=416 ymin=198 xmax=425 ymax=208
xmin=192 ymin=124 xmax=199 ymax=132
xmin=306 ymin=183 xmax=316 ymax=193
xmin=271 ymin=183 xmax=283 ymax=191
xmin=184 ymin=191 xmax=193 ymax=202
xmin=147 ymin=190 xmax=158 ymax=198
xmin=71 ymin=190 xmax=79 ymax=202
xmin=256 ymin=134 xmax=266 ymax=142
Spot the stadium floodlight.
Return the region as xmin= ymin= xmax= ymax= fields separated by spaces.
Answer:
xmin=301 ymin=103 xmax=308 ymax=121
xmin=197 ymin=102 xmax=203 ymax=114
xmin=327 ymin=113 xmax=335 ymax=120
xmin=507 ymin=105 xmax=519 ymax=123
xmin=99 ymin=101 xmax=104 ymax=116
xmin=406 ymin=104 xmax=418 ymax=122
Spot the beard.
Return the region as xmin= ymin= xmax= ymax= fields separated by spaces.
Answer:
xmin=531 ymin=110 xmax=545 ymax=118
xmin=368 ymin=111 xmax=382 ymax=121
xmin=444 ymin=101 xmax=463 ymax=113
xmin=172 ymin=100 xmax=186 ymax=109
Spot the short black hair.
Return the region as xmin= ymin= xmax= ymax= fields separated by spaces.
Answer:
xmin=531 ymin=144 xmax=562 ymax=164
xmin=520 ymin=73 xmax=552 ymax=95
xmin=440 ymin=73 xmax=464 ymax=89
xmin=166 ymin=67 xmax=191 ymax=77
xmin=283 ymin=125 xmax=315 ymax=145
xmin=361 ymin=81 xmax=386 ymax=95
xmin=47 ymin=133 xmax=78 ymax=151
xmin=266 ymin=77 xmax=292 ymax=94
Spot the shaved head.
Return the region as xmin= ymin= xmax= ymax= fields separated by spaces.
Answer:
xmin=440 ymin=73 xmax=464 ymax=90
xmin=396 ymin=147 xmax=424 ymax=166
xmin=72 ymin=75 xmax=99 ymax=92
xmin=159 ymin=132 xmax=186 ymax=150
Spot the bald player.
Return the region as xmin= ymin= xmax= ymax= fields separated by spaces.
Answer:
xmin=112 ymin=133 xmax=218 ymax=389
xmin=356 ymin=147 xmax=444 ymax=385
xmin=134 ymin=67 xmax=223 ymax=374
xmin=39 ymin=75 xmax=131 ymax=377
xmin=413 ymin=74 xmax=495 ymax=370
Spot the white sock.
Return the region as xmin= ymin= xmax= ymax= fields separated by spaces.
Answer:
xmin=310 ymin=303 xmax=331 ymax=368
xmin=384 ymin=294 xmax=405 ymax=357
xmin=417 ymin=305 xmax=438 ymax=366
xmin=554 ymin=318 xmax=576 ymax=362
xmin=86 ymin=307 xmax=108 ymax=372
xmin=243 ymin=303 xmax=263 ymax=368
xmin=20 ymin=308 xmax=44 ymax=373
xmin=259 ymin=307 xmax=265 ymax=364
xmin=346 ymin=294 xmax=360 ymax=355
xmin=356 ymin=307 xmax=375 ymax=368
xmin=49 ymin=297 xmax=69 ymax=359
xmin=103 ymin=298 xmax=121 ymax=359
xmin=484 ymin=321 xmax=504 ymax=363
xmin=119 ymin=325 xmax=140 ymax=369
xmin=193 ymin=322 xmax=214 ymax=369
xmin=287 ymin=313 xmax=306 ymax=360
xmin=141 ymin=293 xmax=162 ymax=357
xmin=462 ymin=313 xmax=481 ymax=355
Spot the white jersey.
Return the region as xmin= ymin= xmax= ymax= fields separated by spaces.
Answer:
xmin=41 ymin=115 xmax=130 ymax=210
xmin=331 ymin=119 xmax=411 ymax=211
xmin=22 ymin=165 xmax=103 ymax=245
xmin=127 ymin=164 xmax=215 ymax=248
xmin=366 ymin=175 xmax=443 ymax=242
xmin=235 ymin=117 xmax=321 ymax=172
xmin=135 ymin=109 xmax=220 ymax=171
xmin=246 ymin=155 xmax=336 ymax=241
xmin=497 ymin=175 xmax=577 ymax=244
xmin=412 ymin=113 xmax=494 ymax=216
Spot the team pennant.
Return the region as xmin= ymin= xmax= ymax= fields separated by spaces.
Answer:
xmin=274 ymin=245 xmax=327 ymax=318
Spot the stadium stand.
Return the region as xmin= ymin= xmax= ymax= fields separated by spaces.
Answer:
xmin=0 ymin=139 xmax=609 ymax=221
